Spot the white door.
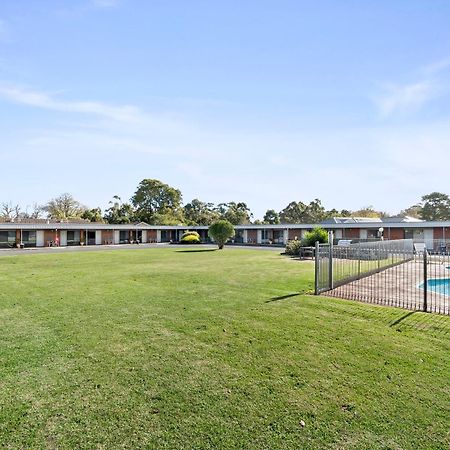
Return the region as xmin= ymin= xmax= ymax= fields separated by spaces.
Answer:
xmin=114 ymin=230 xmax=120 ymax=244
xmin=36 ymin=230 xmax=45 ymax=247
xmin=95 ymin=230 xmax=102 ymax=245
xmin=424 ymin=229 xmax=433 ymax=249
xmin=360 ymin=229 xmax=368 ymax=240
xmin=141 ymin=230 xmax=147 ymax=243
xmin=60 ymin=230 xmax=67 ymax=246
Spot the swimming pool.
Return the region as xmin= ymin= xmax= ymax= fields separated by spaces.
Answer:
xmin=420 ymin=278 xmax=450 ymax=296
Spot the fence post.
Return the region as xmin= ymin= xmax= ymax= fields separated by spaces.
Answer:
xmin=423 ymin=250 xmax=428 ymax=312
xmin=314 ymin=241 xmax=320 ymax=295
xmin=328 ymin=231 xmax=334 ymax=290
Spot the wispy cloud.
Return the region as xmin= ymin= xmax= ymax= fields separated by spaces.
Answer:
xmin=373 ymin=57 xmax=450 ymax=118
xmin=374 ymin=80 xmax=437 ymax=117
xmin=0 ymin=84 xmax=145 ymax=123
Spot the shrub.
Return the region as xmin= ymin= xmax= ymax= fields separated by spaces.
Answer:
xmin=180 ymin=231 xmax=201 ymax=244
xmin=285 ymin=239 xmax=302 ymax=256
xmin=302 ymin=227 xmax=328 ymax=247
xmin=208 ymin=220 xmax=235 ymax=249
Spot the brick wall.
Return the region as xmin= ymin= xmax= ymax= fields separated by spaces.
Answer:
xmin=387 ymin=228 xmax=404 ymax=240
xmin=102 ymin=230 xmax=113 ymax=244
xmin=343 ymin=228 xmax=360 ymax=239
xmin=247 ymin=230 xmax=257 ymax=243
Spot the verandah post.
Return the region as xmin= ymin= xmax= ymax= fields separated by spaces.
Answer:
xmin=423 ymin=250 xmax=428 ymax=312
xmin=315 ymin=241 xmax=320 ymax=295
xmin=328 ymin=231 xmax=334 ymax=290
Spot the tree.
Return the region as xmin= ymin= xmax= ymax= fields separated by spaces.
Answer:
xmin=184 ymin=199 xmax=219 ymax=226
xmin=279 ymin=201 xmax=307 ymax=223
xmin=351 ymin=206 xmax=386 ymax=218
xmin=420 ymin=192 xmax=450 ymax=221
xmin=103 ymin=196 xmax=135 ymax=224
xmin=131 ymin=179 xmax=183 ymax=224
xmin=263 ymin=209 xmax=280 ymax=224
xmin=1 ymin=202 xmax=22 ymax=221
xmin=279 ymin=199 xmax=327 ymax=223
xmin=208 ymin=220 xmax=235 ymax=249
xmin=81 ymin=208 xmax=104 ymax=223
xmin=42 ymin=193 xmax=85 ymax=220
xmin=399 ymin=204 xmax=422 ymax=219
xmin=217 ymin=202 xmax=252 ymax=225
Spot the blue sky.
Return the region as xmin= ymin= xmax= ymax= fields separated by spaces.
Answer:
xmin=1 ymin=0 xmax=450 ymax=218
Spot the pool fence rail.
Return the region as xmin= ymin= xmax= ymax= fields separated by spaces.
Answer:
xmin=314 ymin=235 xmax=450 ymax=315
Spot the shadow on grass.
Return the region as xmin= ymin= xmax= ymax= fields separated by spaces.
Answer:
xmin=342 ymin=301 xmax=450 ymax=334
xmin=176 ymin=249 xmax=217 ymax=253
xmin=266 ymin=293 xmax=302 ymax=303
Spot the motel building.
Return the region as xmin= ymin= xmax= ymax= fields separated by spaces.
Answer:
xmin=0 ymin=216 xmax=449 ymax=251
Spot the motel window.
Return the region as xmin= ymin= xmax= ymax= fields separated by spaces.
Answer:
xmin=22 ymin=231 xmax=36 ymax=247
xmin=67 ymin=230 xmax=81 ymax=245
xmin=0 ymin=231 xmax=16 ymax=248
xmin=404 ymin=229 xmax=413 ymax=240
xmin=119 ymin=230 xmax=129 ymax=243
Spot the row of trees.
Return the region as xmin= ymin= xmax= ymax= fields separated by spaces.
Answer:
xmin=2 ymin=179 xmax=450 ymax=224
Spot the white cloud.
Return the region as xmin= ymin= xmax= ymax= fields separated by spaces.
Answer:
xmin=374 ymin=81 xmax=437 ymax=117
xmin=1 ymin=81 xmax=450 ymax=217
xmin=0 ymin=84 xmax=144 ymax=123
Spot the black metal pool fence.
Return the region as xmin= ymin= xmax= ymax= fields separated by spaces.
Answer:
xmin=314 ymin=237 xmax=450 ymax=315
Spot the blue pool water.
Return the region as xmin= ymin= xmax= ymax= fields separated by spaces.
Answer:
xmin=420 ymin=278 xmax=450 ymax=296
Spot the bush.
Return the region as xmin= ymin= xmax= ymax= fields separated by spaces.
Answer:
xmin=302 ymin=227 xmax=328 ymax=247
xmin=285 ymin=239 xmax=302 ymax=256
xmin=208 ymin=220 xmax=235 ymax=249
xmin=180 ymin=231 xmax=201 ymax=244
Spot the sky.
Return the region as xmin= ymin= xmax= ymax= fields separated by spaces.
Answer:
xmin=1 ymin=0 xmax=450 ymax=219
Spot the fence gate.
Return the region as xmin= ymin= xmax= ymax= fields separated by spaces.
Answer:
xmin=314 ymin=238 xmax=449 ymax=315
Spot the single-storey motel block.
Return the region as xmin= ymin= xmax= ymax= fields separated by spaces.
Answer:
xmin=0 ymin=216 xmax=449 ymax=250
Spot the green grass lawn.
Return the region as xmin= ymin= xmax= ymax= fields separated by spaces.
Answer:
xmin=0 ymin=247 xmax=449 ymax=449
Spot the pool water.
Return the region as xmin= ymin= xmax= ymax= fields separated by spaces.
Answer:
xmin=420 ymin=278 xmax=450 ymax=296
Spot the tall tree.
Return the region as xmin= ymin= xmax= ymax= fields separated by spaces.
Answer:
xmin=184 ymin=199 xmax=219 ymax=226
xmin=103 ymin=196 xmax=135 ymax=224
xmin=0 ymin=202 xmax=22 ymax=220
xmin=217 ymin=202 xmax=252 ymax=225
xmin=42 ymin=193 xmax=85 ymax=220
xmin=351 ymin=206 xmax=387 ymax=218
xmin=131 ymin=179 xmax=183 ymax=224
xmin=278 ymin=199 xmax=327 ymax=223
xmin=263 ymin=209 xmax=280 ymax=224
xmin=279 ymin=201 xmax=307 ymax=223
xmin=399 ymin=204 xmax=422 ymax=219
xmin=420 ymin=192 xmax=450 ymax=221
xmin=81 ymin=208 xmax=104 ymax=223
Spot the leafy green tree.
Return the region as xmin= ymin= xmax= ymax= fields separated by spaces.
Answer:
xmin=208 ymin=220 xmax=235 ymax=249
xmin=351 ymin=206 xmax=387 ymax=218
xmin=279 ymin=201 xmax=307 ymax=223
xmin=399 ymin=204 xmax=422 ymax=219
xmin=42 ymin=193 xmax=85 ymax=220
xmin=103 ymin=196 xmax=135 ymax=224
xmin=131 ymin=179 xmax=184 ymax=224
xmin=263 ymin=209 xmax=280 ymax=224
xmin=279 ymin=199 xmax=327 ymax=223
xmin=184 ymin=199 xmax=219 ymax=226
xmin=302 ymin=227 xmax=328 ymax=246
xmin=217 ymin=202 xmax=252 ymax=225
xmin=420 ymin=192 xmax=450 ymax=221
xmin=81 ymin=208 xmax=104 ymax=223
